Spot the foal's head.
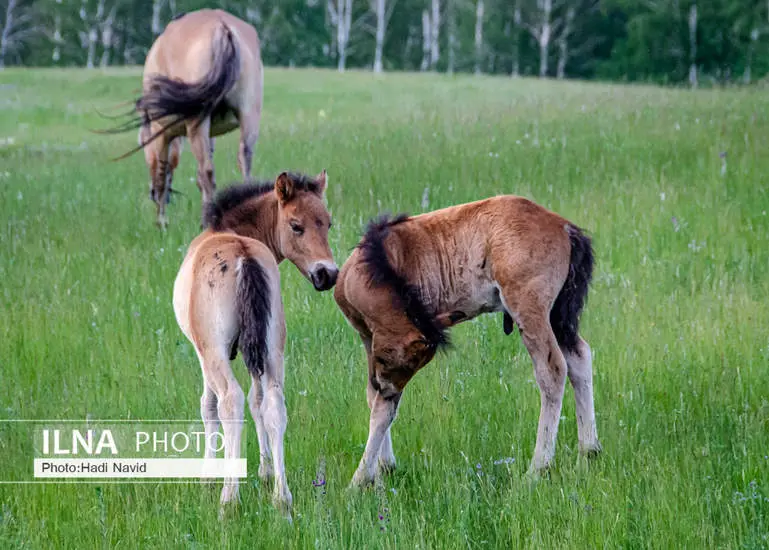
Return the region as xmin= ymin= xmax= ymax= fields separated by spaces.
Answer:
xmin=274 ymin=171 xmax=338 ymax=291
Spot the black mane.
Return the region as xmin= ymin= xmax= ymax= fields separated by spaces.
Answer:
xmin=203 ymin=172 xmax=319 ymax=230
xmin=358 ymin=214 xmax=449 ymax=349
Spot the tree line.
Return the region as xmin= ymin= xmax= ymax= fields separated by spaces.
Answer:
xmin=2 ymin=0 xmax=769 ymax=86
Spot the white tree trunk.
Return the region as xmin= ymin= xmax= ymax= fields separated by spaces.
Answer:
xmin=688 ymin=3 xmax=697 ymax=88
xmin=447 ymin=0 xmax=456 ymax=73
xmin=100 ymin=6 xmax=117 ymax=68
xmin=556 ymin=5 xmax=574 ymax=79
xmin=0 ymin=0 xmax=17 ymax=69
xmin=474 ymin=0 xmax=484 ymax=74
xmin=53 ymin=15 xmax=62 ymax=63
xmin=420 ymin=9 xmax=431 ymax=71
xmin=538 ymin=0 xmax=552 ymax=78
xmin=744 ymin=28 xmax=759 ymax=84
xmin=373 ymin=0 xmax=385 ymax=72
xmin=328 ymin=0 xmax=353 ymax=72
xmin=512 ymin=1 xmax=520 ymax=76
xmin=152 ymin=0 xmax=164 ymax=37
xmin=430 ymin=0 xmax=439 ymax=69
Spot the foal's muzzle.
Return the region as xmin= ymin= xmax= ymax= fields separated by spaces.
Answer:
xmin=309 ymin=262 xmax=339 ymax=291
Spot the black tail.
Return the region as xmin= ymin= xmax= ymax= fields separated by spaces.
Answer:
xmin=237 ymin=258 xmax=271 ymax=378
xmin=359 ymin=214 xmax=449 ymax=349
xmin=550 ymin=225 xmax=594 ymax=353
xmin=102 ymin=22 xmax=240 ymax=160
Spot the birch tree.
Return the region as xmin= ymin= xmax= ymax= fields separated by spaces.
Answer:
xmin=522 ymin=0 xmax=556 ymax=78
xmin=328 ymin=0 xmax=353 ymax=71
xmin=420 ymin=8 xmax=430 ymax=70
xmin=473 ymin=0 xmax=483 ymax=74
xmin=511 ymin=0 xmax=521 ymax=76
xmin=430 ymin=0 xmax=439 ymax=69
xmin=0 ymin=0 xmax=44 ymax=68
xmin=372 ymin=0 xmax=385 ymax=71
xmin=446 ymin=0 xmax=455 ymax=73
xmin=555 ymin=3 xmax=574 ymax=78
xmin=687 ymin=3 xmax=696 ymax=87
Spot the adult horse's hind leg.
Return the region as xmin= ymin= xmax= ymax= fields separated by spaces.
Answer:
xmin=237 ymin=109 xmax=261 ymax=183
xmin=563 ymin=337 xmax=602 ymax=456
xmin=187 ymin=118 xmax=216 ymax=223
xmin=247 ymin=375 xmax=274 ymax=482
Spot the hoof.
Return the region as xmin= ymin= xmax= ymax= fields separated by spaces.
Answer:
xmin=579 ymin=441 xmax=603 ymax=458
xmin=258 ymin=463 xmax=275 ymax=484
xmin=272 ymin=490 xmax=293 ymax=520
xmin=377 ymin=459 xmax=397 ymax=477
xmin=219 ymin=483 xmax=240 ymax=507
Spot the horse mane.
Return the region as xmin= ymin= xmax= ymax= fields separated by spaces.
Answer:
xmin=358 ymin=214 xmax=449 ymax=349
xmin=203 ymin=173 xmax=320 ymax=230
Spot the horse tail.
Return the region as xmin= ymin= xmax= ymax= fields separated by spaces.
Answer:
xmin=359 ymin=214 xmax=449 ymax=349
xmin=550 ymin=224 xmax=594 ymax=353
xmin=236 ymin=256 xmax=271 ymax=378
xmin=124 ymin=20 xmax=241 ymax=154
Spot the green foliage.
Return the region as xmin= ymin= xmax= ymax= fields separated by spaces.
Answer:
xmin=2 ymin=0 xmax=769 ymax=83
xmin=0 ymin=67 xmax=768 ymax=548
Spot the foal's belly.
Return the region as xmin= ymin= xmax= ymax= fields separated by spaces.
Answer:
xmin=443 ymin=279 xmax=503 ymax=322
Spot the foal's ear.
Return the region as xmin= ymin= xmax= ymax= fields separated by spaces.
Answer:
xmin=315 ymin=169 xmax=327 ymax=195
xmin=275 ymin=172 xmax=294 ymax=203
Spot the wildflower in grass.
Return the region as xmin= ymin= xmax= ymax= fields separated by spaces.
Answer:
xmin=493 ymin=457 xmax=515 ymax=466
xmin=719 ymin=151 xmax=727 ymax=177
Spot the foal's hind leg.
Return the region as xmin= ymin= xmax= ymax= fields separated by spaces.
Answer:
xmin=200 ymin=349 xmax=245 ymax=505
xmin=247 ymin=375 xmax=274 ymax=482
xmin=503 ymin=294 xmax=567 ymax=474
xmin=260 ymin=317 xmax=292 ymax=512
xmin=563 ymin=337 xmax=602 ymax=456
xmin=200 ymin=381 xmax=219 ymax=460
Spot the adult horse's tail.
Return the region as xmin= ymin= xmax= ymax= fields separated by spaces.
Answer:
xmin=135 ymin=21 xmax=240 ymax=148
xmin=550 ymin=225 xmax=594 ymax=353
xmin=236 ymin=257 xmax=271 ymax=378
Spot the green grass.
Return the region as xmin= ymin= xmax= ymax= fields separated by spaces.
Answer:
xmin=1 ymin=67 xmax=768 ymax=549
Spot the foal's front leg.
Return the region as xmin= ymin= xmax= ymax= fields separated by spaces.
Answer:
xmin=351 ymin=391 xmax=401 ymax=487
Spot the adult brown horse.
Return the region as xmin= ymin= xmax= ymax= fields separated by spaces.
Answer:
xmin=126 ymin=9 xmax=263 ymax=228
xmin=173 ymin=171 xmax=337 ymax=514
xmin=334 ymin=195 xmax=602 ymax=487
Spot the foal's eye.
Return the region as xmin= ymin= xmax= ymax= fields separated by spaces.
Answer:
xmin=290 ymin=222 xmax=304 ymax=235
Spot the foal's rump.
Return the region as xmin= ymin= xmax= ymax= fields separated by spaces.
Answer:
xmin=175 ymin=233 xmax=279 ymax=377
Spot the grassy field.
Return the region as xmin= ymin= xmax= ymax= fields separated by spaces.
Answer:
xmin=1 ymin=67 xmax=768 ymax=549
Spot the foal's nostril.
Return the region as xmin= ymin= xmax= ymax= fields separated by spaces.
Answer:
xmin=311 ymin=265 xmax=338 ymax=291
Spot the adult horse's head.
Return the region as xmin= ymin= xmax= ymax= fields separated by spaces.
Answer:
xmin=274 ymin=170 xmax=338 ymax=291
xmin=138 ymin=124 xmax=183 ymax=211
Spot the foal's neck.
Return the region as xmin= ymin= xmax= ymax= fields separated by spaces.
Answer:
xmin=224 ymin=194 xmax=283 ymax=262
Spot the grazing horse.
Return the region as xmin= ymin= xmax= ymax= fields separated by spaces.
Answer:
xmin=173 ymin=171 xmax=338 ymax=511
xmin=333 ymin=195 xmax=602 ymax=487
xmin=130 ymin=9 xmax=263 ymax=227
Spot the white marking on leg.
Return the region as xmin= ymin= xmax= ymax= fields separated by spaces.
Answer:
xmin=352 ymin=393 xmax=400 ymax=487
xmin=564 ymin=338 xmax=601 ymax=455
